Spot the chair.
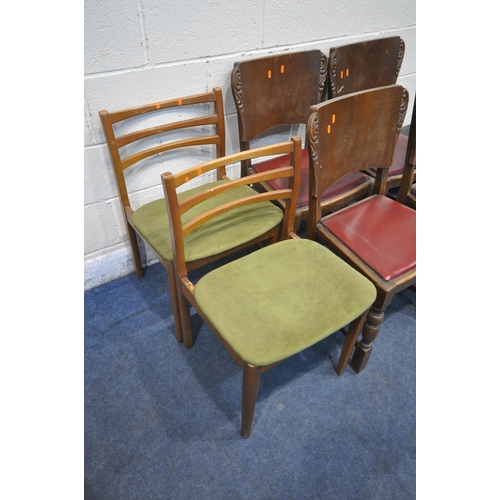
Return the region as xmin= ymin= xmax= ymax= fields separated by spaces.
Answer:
xmin=231 ymin=50 xmax=373 ymax=230
xmin=99 ymin=88 xmax=285 ymax=344
xmin=328 ymin=36 xmax=411 ymax=191
xmin=397 ymin=97 xmax=416 ymax=209
xmin=306 ymin=84 xmax=416 ymax=375
xmin=162 ymin=137 xmax=376 ymax=437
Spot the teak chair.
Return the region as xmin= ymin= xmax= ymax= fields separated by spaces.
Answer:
xmin=162 ymin=137 xmax=376 ymax=438
xmin=231 ymin=50 xmax=373 ymax=230
xmin=397 ymin=97 xmax=416 ymax=209
xmin=306 ymin=84 xmax=416 ymax=375
xmin=328 ymin=36 xmax=411 ymax=191
xmin=99 ymin=88 xmax=285 ymax=344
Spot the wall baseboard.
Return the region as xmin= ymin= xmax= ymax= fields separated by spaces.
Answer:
xmin=84 ymin=244 xmax=158 ymax=291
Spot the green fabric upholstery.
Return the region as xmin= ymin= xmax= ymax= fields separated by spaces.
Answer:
xmin=194 ymin=238 xmax=376 ymax=367
xmin=132 ymin=181 xmax=283 ymax=263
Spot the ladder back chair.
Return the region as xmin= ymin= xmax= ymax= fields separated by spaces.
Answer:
xmin=328 ymin=36 xmax=411 ymax=191
xmin=231 ymin=50 xmax=373 ymax=230
xmin=162 ymin=137 xmax=376 ymax=437
xmin=306 ymin=84 xmax=416 ymax=375
xmin=99 ymin=88 xmax=285 ymax=344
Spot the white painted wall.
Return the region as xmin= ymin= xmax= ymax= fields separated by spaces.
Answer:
xmin=84 ymin=0 xmax=416 ymax=290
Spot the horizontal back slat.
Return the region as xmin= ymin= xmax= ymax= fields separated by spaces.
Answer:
xmin=108 ymin=91 xmax=217 ymax=125
xmin=180 ymin=166 xmax=294 ymax=214
xmin=116 ymin=114 xmax=219 ymax=148
xmin=172 ymin=141 xmax=295 ymax=188
xmin=121 ymin=136 xmax=220 ymax=170
xmin=182 ymin=189 xmax=292 ymax=238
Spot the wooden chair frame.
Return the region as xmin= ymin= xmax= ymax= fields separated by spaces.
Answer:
xmin=100 ymin=88 xmax=282 ymax=344
xmin=163 ymin=138 xmax=301 ymax=348
xmin=162 ymin=136 xmax=373 ymax=436
xmin=307 ymin=85 xmax=416 ymax=374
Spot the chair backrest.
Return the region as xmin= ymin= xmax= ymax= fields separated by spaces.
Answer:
xmin=307 ymin=84 xmax=409 ymax=222
xmin=328 ymin=37 xmax=405 ymax=99
xmin=397 ymin=96 xmax=416 ymax=205
xmin=162 ymin=137 xmax=302 ymax=278
xmin=231 ymin=50 xmax=327 ymax=146
xmin=99 ymin=88 xmax=226 ymax=213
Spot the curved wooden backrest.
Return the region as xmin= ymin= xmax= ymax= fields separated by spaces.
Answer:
xmin=307 ymin=85 xmax=409 ymax=200
xmin=162 ymin=137 xmax=302 ymax=276
xmin=328 ymin=37 xmax=405 ymax=99
xmin=99 ymin=88 xmax=226 ymax=211
xmin=232 ymin=50 xmax=327 ymax=143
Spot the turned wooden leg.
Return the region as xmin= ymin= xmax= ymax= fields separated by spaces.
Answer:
xmin=241 ymin=364 xmax=261 ymax=439
xmin=166 ymin=263 xmax=184 ymax=343
xmin=335 ymin=310 xmax=369 ymax=376
xmin=126 ymin=223 xmax=144 ymax=279
xmin=350 ymin=306 xmax=385 ymax=373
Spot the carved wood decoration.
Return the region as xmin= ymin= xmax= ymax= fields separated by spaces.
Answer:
xmin=231 ymin=63 xmax=245 ymax=142
xmin=395 ymin=38 xmax=405 ymax=80
xmin=231 ymin=64 xmax=243 ymax=115
xmin=397 ymin=88 xmax=410 ymax=137
xmin=328 ymin=48 xmax=339 ymax=98
xmin=318 ymin=53 xmax=328 ymax=102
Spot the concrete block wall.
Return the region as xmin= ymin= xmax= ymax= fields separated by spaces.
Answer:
xmin=84 ymin=0 xmax=416 ymax=290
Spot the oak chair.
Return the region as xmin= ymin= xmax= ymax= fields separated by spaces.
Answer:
xmin=99 ymin=88 xmax=285 ymax=344
xmin=306 ymin=84 xmax=416 ymax=375
xmin=328 ymin=36 xmax=411 ymax=191
xmin=231 ymin=50 xmax=373 ymax=230
xmin=162 ymin=137 xmax=376 ymax=437
xmin=397 ymin=97 xmax=416 ymax=209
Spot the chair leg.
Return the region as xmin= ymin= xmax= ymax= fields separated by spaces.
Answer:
xmin=178 ymin=295 xmax=193 ymax=349
xmin=350 ymin=306 xmax=385 ymax=373
xmin=241 ymin=364 xmax=261 ymax=439
xmin=165 ymin=263 xmax=184 ymax=343
xmin=335 ymin=310 xmax=369 ymax=376
xmin=126 ymin=223 xmax=144 ymax=279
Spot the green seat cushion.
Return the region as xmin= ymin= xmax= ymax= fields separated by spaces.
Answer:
xmin=131 ymin=180 xmax=283 ymax=263
xmin=194 ymin=238 xmax=376 ymax=367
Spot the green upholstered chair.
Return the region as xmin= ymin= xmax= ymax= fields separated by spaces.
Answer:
xmin=162 ymin=137 xmax=376 ymax=438
xmin=99 ymin=88 xmax=284 ymax=344
xmin=306 ymin=84 xmax=416 ymax=375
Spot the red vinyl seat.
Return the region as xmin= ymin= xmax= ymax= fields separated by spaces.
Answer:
xmin=321 ymin=195 xmax=416 ymax=282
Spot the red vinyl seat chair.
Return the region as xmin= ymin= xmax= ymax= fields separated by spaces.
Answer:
xmin=231 ymin=49 xmax=373 ymax=231
xmin=328 ymin=36 xmax=412 ymax=191
xmin=306 ymin=84 xmax=416 ymax=374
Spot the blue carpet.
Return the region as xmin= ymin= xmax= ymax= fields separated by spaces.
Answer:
xmin=85 ymin=255 xmax=416 ymax=499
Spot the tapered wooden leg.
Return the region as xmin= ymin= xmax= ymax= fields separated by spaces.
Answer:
xmin=126 ymin=223 xmax=144 ymax=279
xmin=350 ymin=306 xmax=385 ymax=373
xmin=165 ymin=263 xmax=183 ymax=343
xmin=178 ymin=295 xmax=193 ymax=349
xmin=335 ymin=310 xmax=370 ymax=376
xmin=241 ymin=364 xmax=261 ymax=439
